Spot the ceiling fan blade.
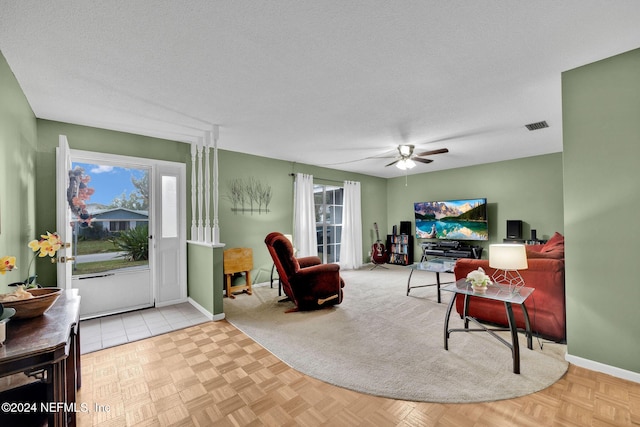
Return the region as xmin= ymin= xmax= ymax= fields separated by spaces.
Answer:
xmin=413 ymin=157 xmax=434 ymax=164
xmin=385 ymin=159 xmax=400 ymax=167
xmin=369 ymin=155 xmax=398 ymax=159
xmin=416 ymin=148 xmax=449 ymax=157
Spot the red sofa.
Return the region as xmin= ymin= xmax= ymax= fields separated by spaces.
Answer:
xmin=453 ymin=233 xmax=566 ymax=342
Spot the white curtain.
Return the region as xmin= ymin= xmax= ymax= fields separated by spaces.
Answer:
xmin=339 ymin=180 xmax=363 ymax=269
xmin=294 ymin=173 xmax=318 ymax=257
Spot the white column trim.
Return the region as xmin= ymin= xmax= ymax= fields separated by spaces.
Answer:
xmin=190 ymin=142 xmax=197 ymax=240
xmin=212 ymin=125 xmax=220 ymax=244
xmin=204 ymin=130 xmax=212 ymax=243
xmin=197 ymin=137 xmax=204 ymax=241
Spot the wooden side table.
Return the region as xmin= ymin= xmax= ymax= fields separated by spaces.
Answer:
xmin=0 ymin=289 xmax=81 ymax=426
xmin=223 ymin=248 xmax=253 ymax=298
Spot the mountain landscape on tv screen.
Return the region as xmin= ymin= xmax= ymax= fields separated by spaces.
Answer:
xmin=414 ymin=199 xmax=488 ymax=240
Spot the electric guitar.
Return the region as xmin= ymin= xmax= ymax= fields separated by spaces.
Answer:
xmin=371 ymin=223 xmax=388 ymax=264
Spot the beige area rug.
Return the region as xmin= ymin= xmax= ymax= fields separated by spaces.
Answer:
xmin=224 ymin=264 xmax=568 ymax=403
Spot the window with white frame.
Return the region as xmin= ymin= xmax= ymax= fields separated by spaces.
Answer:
xmin=314 ymin=184 xmax=343 ymax=263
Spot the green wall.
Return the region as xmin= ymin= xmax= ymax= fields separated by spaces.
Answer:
xmin=562 ymin=48 xmax=640 ymax=374
xmin=0 ymin=51 xmax=38 ymax=292
xmin=217 ymin=150 xmax=387 ymax=283
xmin=386 ymin=153 xmax=565 ymax=260
xmin=187 ymin=243 xmax=224 ymax=316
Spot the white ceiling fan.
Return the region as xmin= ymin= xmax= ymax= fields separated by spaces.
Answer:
xmin=385 ymin=145 xmax=449 ymax=170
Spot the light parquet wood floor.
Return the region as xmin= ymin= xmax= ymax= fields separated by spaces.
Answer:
xmin=77 ymin=320 xmax=640 ymax=427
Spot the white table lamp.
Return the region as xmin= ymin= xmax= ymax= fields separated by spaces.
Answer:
xmin=489 ymin=244 xmax=528 ymax=293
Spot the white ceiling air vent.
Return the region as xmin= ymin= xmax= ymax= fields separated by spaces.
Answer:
xmin=525 ymin=121 xmax=549 ymax=131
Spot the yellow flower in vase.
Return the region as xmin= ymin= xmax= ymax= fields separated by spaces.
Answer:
xmin=0 ymin=256 xmax=17 ymax=275
xmin=22 ymin=231 xmax=62 ymax=287
xmin=30 ymin=232 xmax=62 ymax=257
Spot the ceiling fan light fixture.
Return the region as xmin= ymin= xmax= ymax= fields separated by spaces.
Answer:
xmin=398 ymin=144 xmax=413 ymax=156
xmin=396 ymin=158 xmax=416 ymax=170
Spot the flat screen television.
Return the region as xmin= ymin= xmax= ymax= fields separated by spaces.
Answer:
xmin=414 ymin=198 xmax=488 ymax=241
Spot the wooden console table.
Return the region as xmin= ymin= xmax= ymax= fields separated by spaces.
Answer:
xmin=0 ymin=289 xmax=81 ymax=426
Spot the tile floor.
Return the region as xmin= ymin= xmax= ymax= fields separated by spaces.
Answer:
xmin=79 ymin=302 xmax=211 ymax=354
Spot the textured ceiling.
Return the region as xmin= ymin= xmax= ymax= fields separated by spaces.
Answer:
xmin=2 ymin=1 xmax=640 ymax=178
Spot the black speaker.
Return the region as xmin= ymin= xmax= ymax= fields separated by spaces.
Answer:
xmin=531 ymin=229 xmax=537 ymax=241
xmin=506 ymin=220 xmax=523 ymax=239
xmin=400 ymin=221 xmax=412 ymax=235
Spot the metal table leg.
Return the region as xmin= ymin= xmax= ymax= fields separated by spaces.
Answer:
xmin=443 ymin=292 xmax=456 ymax=350
xmin=270 ymin=264 xmax=275 ymax=288
xmin=406 ymin=269 xmax=414 ymax=296
xmin=407 ymin=269 xmax=447 ymax=301
xmin=504 ymin=301 xmax=521 ymax=374
xmin=521 ymin=302 xmax=533 ymax=350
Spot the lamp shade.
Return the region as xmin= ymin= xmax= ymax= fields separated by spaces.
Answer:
xmin=489 ymin=244 xmax=528 ymax=270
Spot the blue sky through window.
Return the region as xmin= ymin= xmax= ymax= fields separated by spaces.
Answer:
xmin=72 ymin=162 xmax=147 ymax=206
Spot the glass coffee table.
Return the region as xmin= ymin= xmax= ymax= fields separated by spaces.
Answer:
xmin=406 ymin=257 xmax=457 ymax=303
xmin=442 ymin=279 xmax=535 ymax=374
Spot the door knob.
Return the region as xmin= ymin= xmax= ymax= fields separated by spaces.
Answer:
xmin=52 ymin=256 xmax=76 ymax=264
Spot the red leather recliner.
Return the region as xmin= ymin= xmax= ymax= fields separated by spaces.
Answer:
xmin=265 ymin=232 xmax=345 ymax=311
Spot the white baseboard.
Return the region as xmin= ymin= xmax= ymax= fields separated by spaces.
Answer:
xmin=566 ymin=353 xmax=640 ymax=384
xmin=155 ymin=297 xmax=188 ymax=307
xmin=188 ymin=297 xmax=225 ymax=321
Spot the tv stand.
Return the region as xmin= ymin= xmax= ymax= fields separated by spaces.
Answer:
xmin=420 ymin=241 xmax=483 ymax=262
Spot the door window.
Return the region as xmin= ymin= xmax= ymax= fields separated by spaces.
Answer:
xmin=70 ymin=162 xmax=150 ymax=276
xmin=161 ymin=176 xmax=178 ymax=238
xmin=314 ymin=184 xmax=343 ymax=263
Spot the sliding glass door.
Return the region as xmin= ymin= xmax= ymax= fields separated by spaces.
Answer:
xmin=314 ymin=184 xmax=343 ymax=264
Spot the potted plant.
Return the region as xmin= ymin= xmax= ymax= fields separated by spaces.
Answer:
xmin=0 ymin=256 xmax=17 ymax=275
xmin=465 ymin=267 xmax=492 ymax=293
xmin=6 ymin=232 xmax=62 ymax=288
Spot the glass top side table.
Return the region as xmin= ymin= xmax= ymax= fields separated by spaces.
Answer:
xmin=441 ymin=278 xmax=535 ymax=374
xmin=406 ymin=258 xmax=456 ymax=303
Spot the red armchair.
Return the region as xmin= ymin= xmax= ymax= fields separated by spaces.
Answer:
xmin=265 ymin=232 xmax=345 ymax=311
xmin=453 ymin=233 xmax=566 ymax=342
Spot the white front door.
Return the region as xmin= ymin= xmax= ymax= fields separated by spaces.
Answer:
xmin=55 ymin=135 xmax=74 ymax=288
xmin=59 ymin=149 xmax=186 ymax=319
xmin=154 ymin=164 xmax=187 ymax=306
xmin=69 ymin=151 xmax=154 ymax=318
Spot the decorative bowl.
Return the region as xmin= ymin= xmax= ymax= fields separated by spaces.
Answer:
xmin=0 ymin=288 xmax=63 ymax=319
